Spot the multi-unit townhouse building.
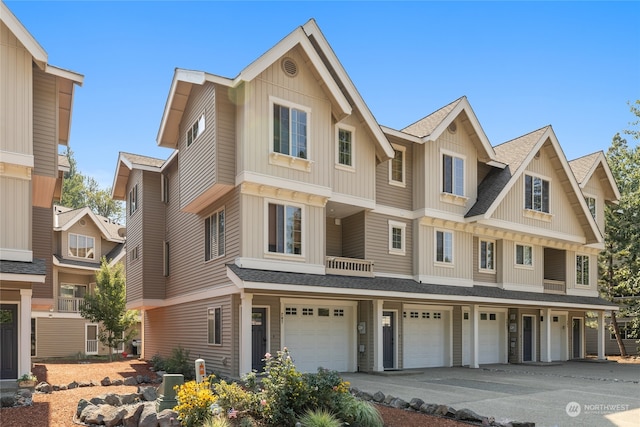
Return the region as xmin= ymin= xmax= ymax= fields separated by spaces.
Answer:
xmin=0 ymin=2 xmax=83 ymax=380
xmin=112 ymin=19 xmax=620 ymax=378
xmin=28 ymin=203 xmax=129 ymax=359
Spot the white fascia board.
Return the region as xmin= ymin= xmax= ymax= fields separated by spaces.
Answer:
xmin=0 ymin=248 xmax=32 ymax=262
xmin=0 ymin=273 xmax=45 ymax=283
xmin=236 ymin=170 xmax=333 ymax=199
xmin=381 ymin=126 xmax=423 ymax=144
xmin=302 ymin=20 xmax=395 ymax=160
xmin=1 ymin=2 xmax=47 ymax=68
xmin=486 ymin=160 xmax=507 ymax=169
xmin=476 ymin=217 xmax=587 ymax=245
xmin=56 ymin=207 xmax=120 ymax=242
xmin=0 ymin=151 xmax=34 ymax=168
xmin=52 ymin=256 xmax=99 ymax=272
xmin=582 ymin=153 xmax=621 ymax=202
xmin=329 ymin=192 xmax=376 ymax=211
xmin=159 ymin=150 xmax=179 ymax=173
xmin=204 ymin=72 xmax=234 ymax=87
xmin=45 ymin=65 xmax=84 ymax=85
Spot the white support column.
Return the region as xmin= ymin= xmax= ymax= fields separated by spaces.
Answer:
xmin=469 ymin=304 xmax=479 ymax=369
xmin=240 ymin=293 xmax=253 ymax=376
xmin=373 ymin=299 xmax=384 ymax=372
xmin=541 ymin=308 xmax=552 ymax=362
xmin=140 ymin=309 xmax=146 ymax=359
xmin=597 ymin=311 xmax=606 ymax=360
xmin=19 ymin=289 xmax=32 ymax=377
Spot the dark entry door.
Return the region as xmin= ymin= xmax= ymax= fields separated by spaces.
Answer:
xmin=523 ymin=316 xmax=533 ymax=362
xmin=572 ymin=318 xmax=582 ymax=359
xmin=252 ymin=308 xmax=267 ymax=372
xmin=382 ymin=311 xmax=394 ymax=369
xmin=0 ymin=304 xmax=18 ymax=379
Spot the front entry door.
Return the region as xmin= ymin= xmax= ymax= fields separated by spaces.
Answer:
xmin=252 ymin=308 xmax=267 ymax=372
xmin=382 ymin=311 xmax=394 ymax=369
xmin=572 ymin=318 xmax=582 ymax=359
xmin=523 ymin=316 xmax=533 ymax=362
xmin=0 ymin=305 xmax=18 ymax=379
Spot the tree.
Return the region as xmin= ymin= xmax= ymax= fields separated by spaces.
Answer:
xmin=600 ymin=101 xmax=640 ymax=355
xmin=80 ymin=258 xmax=137 ymax=361
xmin=59 ymin=148 xmax=124 ymax=223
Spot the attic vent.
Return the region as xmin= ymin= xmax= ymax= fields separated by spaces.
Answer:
xmin=79 ymin=219 xmax=86 ymax=226
xmin=448 ymin=122 xmax=457 ymax=134
xmin=281 ymin=58 xmax=298 ymax=77
xmin=534 ymin=150 xmax=541 ymax=159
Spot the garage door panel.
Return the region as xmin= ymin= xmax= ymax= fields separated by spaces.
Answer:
xmin=463 ymin=311 xmax=506 ymax=365
xmin=403 ymin=309 xmax=450 ymax=368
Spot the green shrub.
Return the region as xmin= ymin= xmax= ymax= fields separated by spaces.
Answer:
xmin=298 ymin=409 xmax=342 ymax=427
xmin=213 ymin=379 xmax=254 ymax=412
xmin=150 ymin=353 xmax=166 ymax=372
xmin=202 ymin=415 xmax=231 ymax=427
xmin=350 ymin=398 xmax=383 ymax=427
xmin=303 ymin=368 xmax=350 ymax=412
xmin=165 ymin=346 xmax=195 ymax=380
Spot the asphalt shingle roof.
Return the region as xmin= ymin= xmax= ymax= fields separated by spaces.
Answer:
xmin=401 ymin=97 xmax=463 ymax=138
xmin=120 ymin=152 xmax=165 ymax=168
xmin=465 ymin=166 xmax=512 ymax=218
xmin=0 ymin=258 xmax=46 ymax=275
xmin=493 ymin=126 xmax=549 ymax=171
xmin=569 ymin=152 xmax=600 ymax=185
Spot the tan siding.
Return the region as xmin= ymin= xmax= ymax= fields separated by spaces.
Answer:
xmin=418 ymin=224 xmax=473 ymax=282
xmin=357 ymin=300 xmax=373 ymax=372
xmin=585 ymin=325 xmax=638 ymax=356
xmin=0 ymin=21 xmax=32 ymax=156
xmin=413 ymin=144 xmax=426 ymax=209
xmin=325 ymin=217 xmax=342 ymax=257
xmin=32 ymin=69 xmax=57 ymax=177
xmin=501 ymin=240 xmax=543 ymax=289
xmin=582 ymin=173 xmax=606 ymax=236
xmin=473 ymin=236 xmax=498 ymax=284
xmin=342 ymin=212 xmax=365 ymax=259
xmin=215 ymin=85 xmax=236 ymax=186
xmin=32 ymin=207 xmax=53 ymax=298
xmin=61 ymin=221 xmax=102 ymax=267
xmin=141 ymin=170 xmax=165 ymax=299
xmin=125 ymin=170 xmax=144 ymax=302
xmin=366 ymin=212 xmax=412 ymax=276
xmin=385 ymin=302 xmax=403 ymax=369
xmin=0 ymin=177 xmax=31 ymax=251
xmin=35 ymin=317 xmax=88 ymax=358
xmin=376 ymin=136 xmax=413 ymax=210
xmin=452 ymin=306 xmax=462 ymax=366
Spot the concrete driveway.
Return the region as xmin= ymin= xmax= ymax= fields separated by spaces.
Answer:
xmin=341 ymin=361 xmax=640 ymax=427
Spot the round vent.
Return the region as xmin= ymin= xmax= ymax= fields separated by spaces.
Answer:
xmin=281 ymin=58 xmax=298 ymax=77
xmin=448 ymin=122 xmax=457 ymax=133
xmin=79 ymin=219 xmax=86 ymax=226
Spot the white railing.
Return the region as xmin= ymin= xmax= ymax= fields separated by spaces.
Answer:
xmin=326 ymin=256 xmax=374 ymax=278
xmin=86 ymin=339 xmax=98 ymax=354
xmin=58 ymin=297 xmax=85 ymax=313
xmin=543 ymin=279 xmax=566 ymax=294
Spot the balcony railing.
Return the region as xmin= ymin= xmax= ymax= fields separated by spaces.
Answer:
xmin=86 ymin=339 xmax=98 ymax=354
xmin=543 ymin=279 xmax=566 ymax=294
xmin=325 ymin=256 xmax=374 ymax=278
xmin=58 ymin=297 xmax=85 ymax=313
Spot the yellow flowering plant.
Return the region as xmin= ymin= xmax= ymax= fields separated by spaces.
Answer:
xmin=173 ymin=376 xmax=218 ymax=427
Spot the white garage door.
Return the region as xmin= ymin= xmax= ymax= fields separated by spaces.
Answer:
xmin=463 ymin=310 xmax=506 ymax=365
xmin=282 ymin=302 xmax=355 ymax=373
xmin=403 ymin=307 xmax=450 ymax=368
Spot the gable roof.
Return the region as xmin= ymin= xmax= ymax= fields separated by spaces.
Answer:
xmin=400 ymin=96 xmax=497 ymax=164
xmin=467 ymin=126 xmax=602 ymax=244
xmin=569 ymin=151 xmax=620 ymax=203
xmin=157 ymin=20 xmax=395 ymax=162
xmin=53 ymin=205 xmax=125 ymax=242
xmin=111 ymin=152 xmax=165 ymax=200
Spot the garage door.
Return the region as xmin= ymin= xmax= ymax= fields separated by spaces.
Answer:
xmin=403 ymin=307 xmax=450 ymax=368
xmin=463 ymin=310 xmax=506 ymax=365
xmin=281 ymin=302 xmax=355 ymax=373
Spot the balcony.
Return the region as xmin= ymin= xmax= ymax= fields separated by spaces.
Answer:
xmin=58 ymin=297 xmax=85 ymax=313
xmin=543 ymin=279 xmax=566 ymax=294
xmin=326 ymin=256 xmax=374 ymax=278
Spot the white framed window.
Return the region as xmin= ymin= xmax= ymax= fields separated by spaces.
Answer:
xmin=389 ymin=143 xmax=406 ymax=187
xmin=207 ymin=306 xmax=222 ymax=345
xmin=388 ymin=220 xmax=406 ymax=256
xmin=479 ymin=239 xmax=495 ymax=272
xmin=524 ymin=174 xmax=550 ymax=213
xmin=335 ymin=124 xmax=355 ymax=171
xmin=163 ymin=241 xmax=169 ymax=277
xmin=267 ymin=202 xmax=302 ymax=256
xmin=60 ymin=283 xmax=86 ymax=298
xmin=585 ymin=196 xmax=596 ymax=220
xmin=68 ymin=233 xmax=95 ymax=259
xmin=442 ymin=151 xmax=465 ymax=196
xmin=576 ymin=254 xmax=590 ymax=286
xmin=205 ymin=208 xmax=225 ymax=261
xmin=515 ymin=244 xmax=533 ymax=267
xmin=271 ymin=97 xmax=309 ymax=160
xmin=129 ymin=184 xmax=138 ymax=216
xmin=130 ymin=246 xmax=139 ymax=262
xmin=187 ymin=113 xmax=205 ymax=147
xmin=610 ymin=321 xmax=633 ymax=340
xmin=435 ymin=230 xmax=453 ymax=264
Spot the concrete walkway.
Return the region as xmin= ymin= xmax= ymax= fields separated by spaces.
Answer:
xmin=342 ymin=361 xmax=640 ymax=427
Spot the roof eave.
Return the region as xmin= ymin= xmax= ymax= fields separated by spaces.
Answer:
xmin=1 ymin=2 xmax=47 ymax=68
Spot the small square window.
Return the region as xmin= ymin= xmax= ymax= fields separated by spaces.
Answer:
xmin=410 ymin=311 xmax=419 ymax=318
xmin=434 ymin=312 xmax=442 ymax=319
xmin=480 ymin=313 xmax=488 ymax=321
xmin=285 ymin=307 xmax=297 ymax=316
xmin=302 ymin=308 xmax=314 ymax=316
xmin=463 ymin=312 xmax=469 ymax=320
xmin=333 ymin=309 xmax=344 ymax=317
xmin=318 ymin=308 xmax=330 ymax=317
xmin=553 ymin=316 xmax=559 ymax=322
xmin=422 ymin=312 xmax=430 ymax=319
xmin=489 ymin=313 xmax=496 ymax=321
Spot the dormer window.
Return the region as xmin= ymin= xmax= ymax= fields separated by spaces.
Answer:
xmin=585 ymin=196 xmax=596 ymax=219
xmin=273 ymin=101 xmax=308 ymax=159
xmin=187 ymin=113 xmax=205 ymax=147
xmin=443 ymin=153 xmax=465 ymax=196
xmin=335 ymin=124 xmax=355 ymax=171
xmin=389 ymin=143 xmax=406 ymax=187
xmin=69 ymin=233 xmax=95 ymax=260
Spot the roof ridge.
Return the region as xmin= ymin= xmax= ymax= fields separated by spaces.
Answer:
xmin=401 ymin=96 xmax=465 ymax=132
xmin=493 ymin=125 xmax=551 ymax=149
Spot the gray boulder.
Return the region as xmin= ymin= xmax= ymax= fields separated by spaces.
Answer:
xmin=102 ymin=406 xmax=128 ymax=427
xmin=101 ymin=377 xmax=112 ymax=386
xmin=0 ymin=395 xmax=15 ymax=408
xmin=409 ymin=398 xmax=424 ymax=410
xmin=123 ymin=404 xmax=144 ymax=427
xmin=104 ymin=393 xmax=122 ymax=406
xmin=112 ymin=379 xmax=124 ymax=386
xmin=124 ymin=376 xmax=138 ymax=386
xmin=359 ymin=391 xmax=373 ymax=401
xmin=68 ymin=381 xmax=79 ymax=389
xmin=78 ymin=381 xmax=92 ymax=387
xmin=35 ymin=382 xmax=51 ymax=393
xmin=510 ymin=423 xmax=535 ymax=427
xmin=138 ymin=402 xmax=159 ymax=427
xmin=139 ymin=385 xmax=158 ymax=401
xmin=456 ymin=408 xmax=484 ymax=422
xmin=121 ymin=393 xmax=139 ymax=405
xmin=383 ymin=394 xmax=395 ymax=404
xmin=81 ymin=403 xmax=106 ymax=424
xmin=76 ymin=398 xmax=90 ymax=417
xmin=390 ymin=398 xmax=409 ymax=409
xmin=90 ymin=395 xmax=107 ymax=405
xmin=157 ymin=409 xmax=179 ymax=427
xmin=372 ymin=391 xmax=386 ymax=403
xmin=435 ymin=404 xmax=457 ymax=418
xmin=420 ymin=403 xmax=439 ymax=415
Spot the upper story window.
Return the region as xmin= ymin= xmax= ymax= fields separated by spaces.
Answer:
xmin=576 ymin=254 xmax=590 ymax=286
xmin=388 ymin=220 xmax=406 ymax=256
xmin=435 ymin=230 xmax=453 ymax=264
xmin=68 ymin=233 xmax=95 ymax=260
xmin=336 ymin=124 xmax=355 ymax=170
xmin=268 ymin=202 xmax=302 ymax=256
xmin=60 ymin=284 xmax=86 ymax=298
xmin=389 ymin=143 xmax=406 ymax=187
xmin=207 ymin=306 xmax=222 ymax=345
xmin=187 ymin=113 xmax=205 ymax=147
xmin=273 ymin=101 xmax=308 ymax=159
xmin=130 ymin=246 xmax=139 ymax=262
xmin=585 ymin=196 xmax=596 ymax=220
xmin=205 ymin=208 xmax=225 ymax=261
xmin=479 ymin=239 xmax=495 ymax=272
xmin=129 ymin=184 xmax=138 ymax=216
xmin=515 ymin=244 xmax=533 ymax=267
xmin=443 ymin=153 xmax=465 ymax=196
xmin=524 ymin=174 xmax=550 ymax=213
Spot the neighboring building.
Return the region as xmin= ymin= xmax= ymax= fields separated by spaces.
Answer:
xmin=29 ymin=204 xmax=129 ymax=359
xmin=0 ymin=2 xmax=83 ymax=380
xmin=586 ymin=318 xmax=639 ymax=356
xmin=112 ymin=20 xmax=620 ymax=378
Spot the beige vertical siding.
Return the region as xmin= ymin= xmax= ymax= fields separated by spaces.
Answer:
xmin=325 ymin=217 xmax=342 ymax=257
xmin=125 ymin=170 xmax=144 ymax=302
xmin=413 ymin=144 xmax=426 ymax=209
xmin=342 ymin=212 xmax=365 ymax=259
xmin=365 ymin=212 xmax=412 ymax=276
xmin=141 ymin=170 xmax=165 ymax=299
xmin=143 ymin=295 xmax=235 ymax=378
xmin=0 ymin=177 xmax=31 ymax=251
xmin=501 ymin=240 xmax=543 ymax=288
xmin=0 ymin=21 xmax=33 ymax=156
xmin=215 ymin=85 xmax=236 ymax=186
xmin=417 ymin=224 xmax=473 ymax=282
xmin=375 ymin=136 xmax=413 ymax=210
xmin=252 ymin=295 xmax=282 ymax=354
xmin=585 ymin=326 xmax=638 ymax=356
xmin=32 ymin=207 xmax=53 ymax=298
xmin=32 ymin=69 xmax=57 ymax=177
xmin=472 ymin=236 xmax=498 ymax=284
xmin=582 ymin=173 xmax=606 ymax=235
xmin=452 ymin=305 xmax=462 ymax=366
xmin=568 ymin=311 xmax=585 ymax=359
xmin=357 ymin=300 xmax=373 ymax=372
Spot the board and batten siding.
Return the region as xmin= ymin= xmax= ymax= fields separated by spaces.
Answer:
xmin=0 ymin=177 xmax=31 ymax=252
xmin=141 ymin=170 xmax=165 ymax=300
xmin=365 ymin=212 xmax=412 ymax=276
xmin=581 ymin=173 xmax=606 ymax=236
xmin=452 ymin=305 xmax=463 ymax=366
xmin=472 ymin=236 xmax=498 ymax=284
xmin=501 ymin=240 xmax=544 ymax=290
xmin=416 ymin=224 xmax=473 ymax=282
xmin=0 ymin=21 xmax=33 ymax=156
xmin=32 ymin=69 xmax=57 ymax=177
xmin=32 ymin=207 xmax=53 ymax=298
xmin=375 ymin=136 xmax=413 ymax=211
xmin=215 ymin=84 xmax=236 ymax=186
xmin=144 ymin=295 xmax=234 ymax=378
xmin=357 ymin=300 xmax=373 ymax=372
xmin=238 ymin=47 xmax=332 ymax=190
xmin=125 ymin=170 xmax=144 ymax=303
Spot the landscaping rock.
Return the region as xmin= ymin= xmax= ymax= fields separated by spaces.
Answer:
xmin=435 ymin=404 xmax=457 ymax=418
xmin=78 ymin=381 xmax=92 ymax=387
xmin=372 ymin=391 xmax=386 ymax=403
xmin=456 ymin=408 xmax=484 ymax=422
xmin=35 ymin=382 xmax=51 ymax=393
xmin=409 ymin=397 xmax=424 ymax=410
xmin=90 ymin=395 xmax=106 ymax=405
xmin=138 ymin=402 xmax=159 ymax=427
xmin=124 ymin=376 xmax=138 ymax=386
xmin=510 ymin=422 xmax=535 ymax=427
xmin=139 ymin=385 xmax=158 ymax=401
xmin=121 ymin=393 xmax=139 ymax=405
xmin=76 ymin=398 xmax=90 ymax=417
xmin=390 ymin=398 xmax=409 ymax=409
xmin=101 ymin=377 xmax=112 ymax=386
xmin=157 ymin=408 xmax=180 ymax=427
xmin=112 ymin=379 xmax=124 ymax=386
xmin=81 ymin=404 xmax=106 ymax=424
xmin=383 ymin=394 xmax=395 ymax=404
xmin=68 ymin=381 xmax=79 ymax=389
xmin=102 ymin=405 xmax=127 ymax=427
xmin=359 ymin=391 xmax=372 ymax=401
xmin=59 ymin=384 xmax=68 ymax=390
xmin=104 ymin=393 xmax=122 ymax=406
xmin=1 ymin=395 xmax=15 ymax=408
xmin=123 ymin=404 xmax=144 ymax=427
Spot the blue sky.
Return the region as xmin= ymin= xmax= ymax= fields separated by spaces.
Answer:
xmin=7 ymin=1 xmax=640 ymax=189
